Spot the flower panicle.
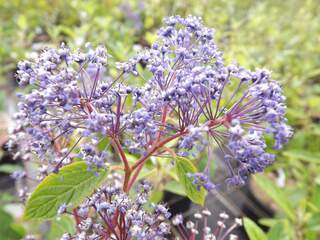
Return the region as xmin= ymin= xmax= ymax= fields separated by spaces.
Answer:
xmin=58 ymin=181 xmax=171 ymax=240
xmin=11 ymin=15 xmax=292 ymax=196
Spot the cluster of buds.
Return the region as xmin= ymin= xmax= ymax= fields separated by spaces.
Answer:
xmin=172 ymin=210 xmax=242 ymax=240
xmin=59 ymin=181 xmax=171 ymax=240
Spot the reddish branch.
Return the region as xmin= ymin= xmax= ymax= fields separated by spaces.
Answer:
xmin=112 ymin=103 xmax=227 ymax=193
xmin=72 ymin=208 xmax=81 ymax=232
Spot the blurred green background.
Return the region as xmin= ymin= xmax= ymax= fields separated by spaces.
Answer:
xmin=0 ymin=0 xmax=319 ymax=239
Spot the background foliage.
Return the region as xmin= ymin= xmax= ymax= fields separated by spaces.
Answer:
xmin=0 ymin=0 xmax=319 ymax=239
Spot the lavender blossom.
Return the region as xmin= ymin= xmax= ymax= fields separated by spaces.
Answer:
xmin=78 ymin=144 xmax=110 ymax=171
xmin=12 ymin=43 xmax=125 ymax=173
xmin=10 ymin=170 xmax=26 ymax=180
xmin=8 ymin=14 xmax=295 ymax=240
xmin=60 ymin=182 xmax=170 ymax=240
xmin=126 ymin=16 xmax=292 ymax=187
xmin=187 ymin=172 xmax=216 ymax=191
xmin=12 ymin=15 xmax=292 ymax=195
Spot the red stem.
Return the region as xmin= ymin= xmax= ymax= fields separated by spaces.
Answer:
xmin=156 ymin=105 xmax=169 ymax=142
xmin=126 ymin=131 xmax=186 ymax=191
xmin=72 ymin=209 xmax=81 ymax=232
xmin=112 ymin=138 xmax=132 ymax=192
xmin=126 ymin=117 xmax=226 ymax=191
xmin=113 ymin=138 xmax=130 ymax=171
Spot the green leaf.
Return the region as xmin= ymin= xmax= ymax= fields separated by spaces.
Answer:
xmin=267 ymin=222 xmax=285 ymax=240
xmin=282 ymin=150 xmax=320 ymax=164
xmin=307 ymin=213 xmax=320 ymax=232
xmin=9 ymin=223 xmax=26 ymax=239
xmin=0 ymin=193 xmax=16 ymax=203
xmin=97 ymin=137 xmax=110 ymax=151
xmin=311 ymin=185 xmax=320 ymax=210
xmin=254 ymin=175 xmax=295 ymax=220
xmin=175 ymin=157 xmax=206 ymax=206
xmin=0 ymin=208 xmax=25 ymax=240
xmin=164 ymin=181 xmax=186 ymax=196
xmin=24 ymin=161 xmax=108 ymax=220
xmin=48 ymin=215 xmax=75 ymax=240
xmin=137 ymin=167 xmax=157 ymax=181
xmin=149 ymin=190 xmax=164 ymax=204
xmin=243 ymin=217 xmax=267 ymax=240
xmin=0 ymin=164 xmax=23 ymax=174
xmin=198 ymin=154 xmax=216 ymax=177
xmin=259 ymin=218 xmax=279 ymax=228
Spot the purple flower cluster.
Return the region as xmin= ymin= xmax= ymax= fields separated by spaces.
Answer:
xmin=13 ymin=43 xmax=112 ymax=170
xmin=78 ymin=144 xmax=110 ymax=172
xmin=224 ymin=120 xmax=275 ymax=185
xmin=118 ymin=16 xmax=293 ymax=187
xmin=218 ymin=67 xmax=293 ymax=186
xmin=12 ymin=15 xmax=292 ymax=191
xmin=124 ymin=109 xmax=159 ymax=154
xmin=59 ymin=181 xmax=171 ymax=240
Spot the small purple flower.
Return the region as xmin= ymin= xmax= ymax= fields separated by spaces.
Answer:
xmin=187 ymin=172 xmax=216 ymax=191
xmin=11 ymin=170 xmax=26 ymax=180
xmin=57 ymin=203 xmax=67 ymax=216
